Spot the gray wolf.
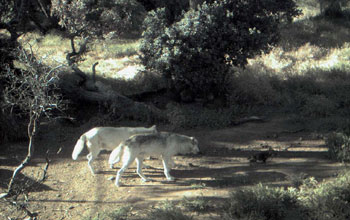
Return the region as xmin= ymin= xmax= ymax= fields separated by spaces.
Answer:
xmin=108 ymin=132 xmax=199 ymax=187
xmin=72 ymin=125 xmax=157 ymax=175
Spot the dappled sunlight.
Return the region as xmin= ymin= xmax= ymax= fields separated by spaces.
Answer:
xmin=17 ymin=31 xmax=141 ymax=81
xmin=115 ymin=65 xmax=145 ymax=80
xmin=318 ymin=53 xmax=340 ymax=69
xmin=248 ymin=41 xmax=350 ymax=77
xmin=97 ymin=58 xmax=126 ymax=76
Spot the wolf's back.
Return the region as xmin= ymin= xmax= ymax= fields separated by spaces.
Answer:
xmin=72 ymin=135 xmax=86 ymax=160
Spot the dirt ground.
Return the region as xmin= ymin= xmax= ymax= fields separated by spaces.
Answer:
xmin=0 ymin=116 xmax=346 ymax=220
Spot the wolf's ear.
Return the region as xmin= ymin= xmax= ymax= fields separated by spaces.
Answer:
xmin=151 ymin=125 xmax=157 ymax=130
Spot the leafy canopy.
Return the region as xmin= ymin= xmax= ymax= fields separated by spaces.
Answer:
xmin=140 ymin=0 xmax=301 ymax=100
xmin=51 ymin=0 xmax=146 ymax=38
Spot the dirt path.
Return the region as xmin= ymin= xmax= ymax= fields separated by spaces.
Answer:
xmin=0 ymin=117 xmax=345 ymax=219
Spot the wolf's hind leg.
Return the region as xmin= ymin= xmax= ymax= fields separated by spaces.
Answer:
xmin=162 ymin=157 xmax=175 ymax=181
xmin=87 ymin=147 xmax=100 ymax=175
xmin=136 ymin=157 xmax=151 ymax=182
xmin=115 ymin=153 xmax=135 ymax=187
xmin=167 ymin=158 xmax=175 ymax=169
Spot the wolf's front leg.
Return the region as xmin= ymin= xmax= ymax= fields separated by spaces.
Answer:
xmin=162 ymin=157 xmax=175 ymax=181
xmin=87 ymin=153 xmax=96 ymax=175
xmin=136 ymin=157 xmax=151 ymax=182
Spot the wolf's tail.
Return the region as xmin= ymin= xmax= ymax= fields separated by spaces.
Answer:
xmin=108 ymin=142 xmax=124 ymax=166
xmin=72 ymin=134 xmax=86 ymax=160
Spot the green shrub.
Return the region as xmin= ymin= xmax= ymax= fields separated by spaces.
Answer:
xmin=137 ymin=0 xmax=189 ymax=22
xmin=326 ymin=132 xmax=350 ymax=162
xmin=180 ymin=196 xmax=213 ymax=214
xmin=140 ymin=0 xmax=300 ymax=101
xmin=51 ymin=0 xmax=146 ymax=39
xmin=287 ymin=172 xmax=308 ymax=189
xmin=298 ymin=173 xmax=350 ymax=220
xmin=84 ymin=206 xmax=131 ymax=220
xmin=222 ymin=184 xmax=298 ymax=220
xmin=145 ymin=201 xmax=193 ymax=220
xmin=227 ymin=70 xmax=281 ymax=107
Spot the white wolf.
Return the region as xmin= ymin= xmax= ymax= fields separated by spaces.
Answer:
xmin=108 ymin=132 xmax=200 ymax=187
xmin=72 ymin=125 xmax=157 ymax=175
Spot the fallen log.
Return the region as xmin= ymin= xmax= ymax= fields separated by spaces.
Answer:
xmin=58 ymin=69 xmax=167 ymax=123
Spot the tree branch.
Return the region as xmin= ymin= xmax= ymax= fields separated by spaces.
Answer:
xmin=92 ymin=62 xmax=99 ymax=84
xmin=2 ymin=114 xmax=39 ymax=198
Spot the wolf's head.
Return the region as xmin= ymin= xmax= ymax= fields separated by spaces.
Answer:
xmin=190 ymin=137 xmax=200 ymax=154
xmin=149 ymin=125 xmax=157 ymax=133
xmin=136 ymin=125 xmax=157 ymax=134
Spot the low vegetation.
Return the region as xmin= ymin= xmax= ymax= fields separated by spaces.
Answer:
xmin=83 ymin=171 xmax=350 ymax=220
xmin=326 ymin=132 xmax=350 ymax=162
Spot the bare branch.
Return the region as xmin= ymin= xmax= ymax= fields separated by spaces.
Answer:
xmin=66 ymin=36 xmax=89 ymax=66
xmin=92 ymin=62 xmax=99 ymax=83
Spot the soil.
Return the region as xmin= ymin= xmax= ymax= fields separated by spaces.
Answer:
xmin=0 ymin=116 xmax=346 ymax=220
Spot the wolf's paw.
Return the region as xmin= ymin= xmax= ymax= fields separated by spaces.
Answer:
xmin=141 ymin=178 xmax=151 ymax=182
xmin=166 ymin=176 xmax=175 ymax=182
xmin=89 ymin=167 xmax=96 ymax=175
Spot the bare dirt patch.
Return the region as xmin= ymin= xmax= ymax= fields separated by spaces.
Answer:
xmin=0 ymin=116 xmax=345 ymax=219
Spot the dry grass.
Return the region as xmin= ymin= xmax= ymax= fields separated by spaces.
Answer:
xmin=15 ymin=1 xmax=350 ymax=86
xmin=18 ymin=30 xmax=141 ymax=80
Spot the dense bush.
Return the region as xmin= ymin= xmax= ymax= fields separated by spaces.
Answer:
xmin=220 ymin=172 xmax=350 ymax=220
xmin=137 ymin=0 xmax=189 ymax=23
xmin=298 ymin=174 xmax=350 ymax=220
xmin=146 ymin=201 xmax=192 ymax=220
xmin=51 ymin=0 xmax=146 ymax=38
xmin=180 ymin=196 xmax=213 ymax=214
xmin=326 ymin=132 xmax=350 ymax=162
xmin=227 ymin=69 xmax=281 ymax=107
xmin=140 ymin=0 xmax=300 ymax=101
xmin=222 ymin=184 xmax=298 ymax=220
xmin=83 ymin=206 xmax=131 ymax=220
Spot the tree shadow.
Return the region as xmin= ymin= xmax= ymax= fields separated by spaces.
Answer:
xmin=169 ymin=158 xmax=342 ymax=188
xmin=0 ymin=168 xmax=53 ymax=192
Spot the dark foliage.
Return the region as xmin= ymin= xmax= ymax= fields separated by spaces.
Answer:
xmin=140 ymin=0 xmax=301 ymax=102
xmin=51 ymin=0 xmax=146 ymax=39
